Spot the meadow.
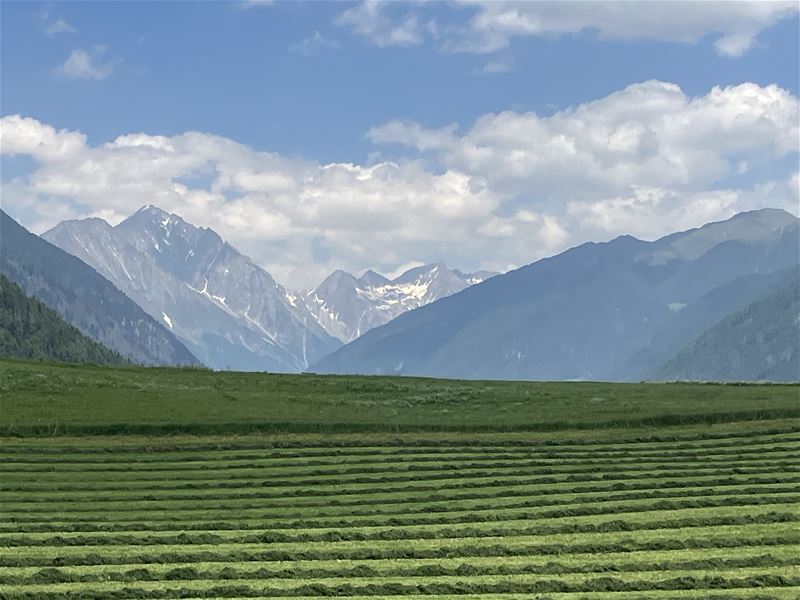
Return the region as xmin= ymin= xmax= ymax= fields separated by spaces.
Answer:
xmin=0 ymin=359 xmax=798 ymax=598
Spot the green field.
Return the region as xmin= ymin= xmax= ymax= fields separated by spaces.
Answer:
xmin=0 ymin=359 xmax=798 ymax=598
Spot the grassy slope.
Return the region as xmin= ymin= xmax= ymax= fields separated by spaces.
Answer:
xmin=1 ymin=359 xmax=798 ymax=435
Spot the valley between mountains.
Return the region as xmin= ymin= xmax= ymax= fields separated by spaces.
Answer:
xmin=39 ymin=205 xmax=493 ymax=372
xmin=1 ymin=205 xmax=797 ymax=381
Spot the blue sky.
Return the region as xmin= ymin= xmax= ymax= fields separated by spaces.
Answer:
xmin=3 ymin=1 xmax=798 ymax=161
xmin=2 ymin=1 xmax=799 ymax=287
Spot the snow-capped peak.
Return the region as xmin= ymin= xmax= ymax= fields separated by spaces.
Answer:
xmin=302 ymin=262 xmax=498 ymax=343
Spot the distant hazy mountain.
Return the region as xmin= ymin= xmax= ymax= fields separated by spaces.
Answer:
xmin=0 ymin=210 xmax=198 ymax=366
xmin=619 ymin=268 xmax=795 ymax=379
xmin=44 ymin=206 xmax=340 ymax=372
xmin=312 ymin=209 xmax=799 ymax=381
xmin=0 ymin=274 xmax=125 ymax=365
xmin=304 ymin=263 xmax=496 ymax=343
xmin=655 ymin=267 xmax=799 ymax=382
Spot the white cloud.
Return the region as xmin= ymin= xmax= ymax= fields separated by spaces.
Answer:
xmin=336 ymin=1 xmax=423 ymax=47
xmin=0 ymin=115 xmax=87 ymax=161
xmin=369 ymin=81 xmax=799 ymax=203
xmin=290 ymin=31 xmax=341 ymax=55
xmin=2 ymin=80 xmax=797 ymax=288
xmin=58 ymin=47 xmax=117 ymax=81
xmin=566 ymin=187 xmax=742 ymax=240
xmin=46 ymin=18 xmax=77 ymax=35
xmin=338 ymin=1 xmax=798 ymax=57
xmin=368 ymin=120 xmax=458 ymax=152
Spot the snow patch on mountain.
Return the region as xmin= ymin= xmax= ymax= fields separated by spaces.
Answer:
xmin=302 ymin=263 xmax=497 ymax=343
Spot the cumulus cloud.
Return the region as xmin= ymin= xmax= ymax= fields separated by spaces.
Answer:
xmin=0 ymin=115 xmax=87 ymax=161
xmin=337 ymin=1 xmax=797 ymax=57
xmin=58 ymin=47 xmax=117 ymax=80
xmin=369 ymin=81 xmax=799 ymax=202
xmin=2 ymin=81 xmax=797 ymax=288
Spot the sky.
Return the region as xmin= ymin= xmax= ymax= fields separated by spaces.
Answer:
xmin=1 ymin=0 xmax=799 ymax=289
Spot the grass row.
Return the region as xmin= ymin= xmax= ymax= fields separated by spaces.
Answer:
xmin=2 ymin=544 xmax=794 ymax=577
xmin=3 ymin=428 xmax=797 ymax=461
xmin=4 ymin=482 xmax=795 ymax=528
xmin=4 ymin=467 xmax=798 ymax=512
xmin=4 ymin=446 xmax=798 ymax=485
xmin=4 ymin=523 xmax=794 ymax=567
xmin=1 ymin=505 xmax=795 ymax=547
xmin=3 ymin=493 xmax=798 ymax=535
xmin=5 ymin=456 xmax=798 ymax=497
xmin=1 ymin=567 xmax=797 ymax=598
xmin=5 ymin=474 xmax=795 ymax=518
xmin=1 ymin=552 xmax=797 ymax=585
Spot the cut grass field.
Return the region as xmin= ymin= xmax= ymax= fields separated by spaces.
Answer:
xmin=0 ymin=359 xmax=798 ymax=598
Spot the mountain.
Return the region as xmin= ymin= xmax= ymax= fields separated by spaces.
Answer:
xmin=312 ymin=209 xmax=799 ymax=381
xmin=44 ymin=205 xmax=341 ymax=372
xmin=655 ymin=267 xmax=799 ymax=382
xmin=303 ymin=263 xmax=496 ymax=343
xmin=0 ymin=210 xmax=198 ymax=366
xmin=0 ymin=274 xmax=126 ymax=365
xmin=619 ymin=268 xmax=794 ymax=379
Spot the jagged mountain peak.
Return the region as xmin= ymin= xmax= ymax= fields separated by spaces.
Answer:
xmin=313 ymin=270 xmax=359 ymax=294
xmin=136 ymin=203 xmax=169 ymax=217
xmin=328 ymin=269 xmax=358 ymax=281
xmin=303 ymin=261 xmax=497 ymax=343
xmin=359 ymin=269 xmax=390 ymax=287
xmin=394 ymin=262 xmax=460 ymax=285
xmin=44 ymin=207 xmax=340 ymax=372
xmin=120 ymin=204 xmax=196 ymax=236
xmin=124 ymin=204 xmax=179 ymax=228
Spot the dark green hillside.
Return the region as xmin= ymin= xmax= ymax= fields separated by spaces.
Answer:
xmin=0 ymin=275 xmax=125 ymax=365
xmin=656 ymin=268 xmax=800 ymax=382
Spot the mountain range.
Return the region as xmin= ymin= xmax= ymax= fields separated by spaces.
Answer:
xmin=44 ymin=206 xmax=340 ymax=372
xmin=303 ymin=264 xmax=496 ymax=343
xmin=3 ymin=204 xmax=796 ymax=381
xmin=0 ymin=210 xmax=199 ymax=367
xmin=312 ymin=209 xmax=800 ymax=382
xmin=42 ymin=205 xmax=490 ymax=371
